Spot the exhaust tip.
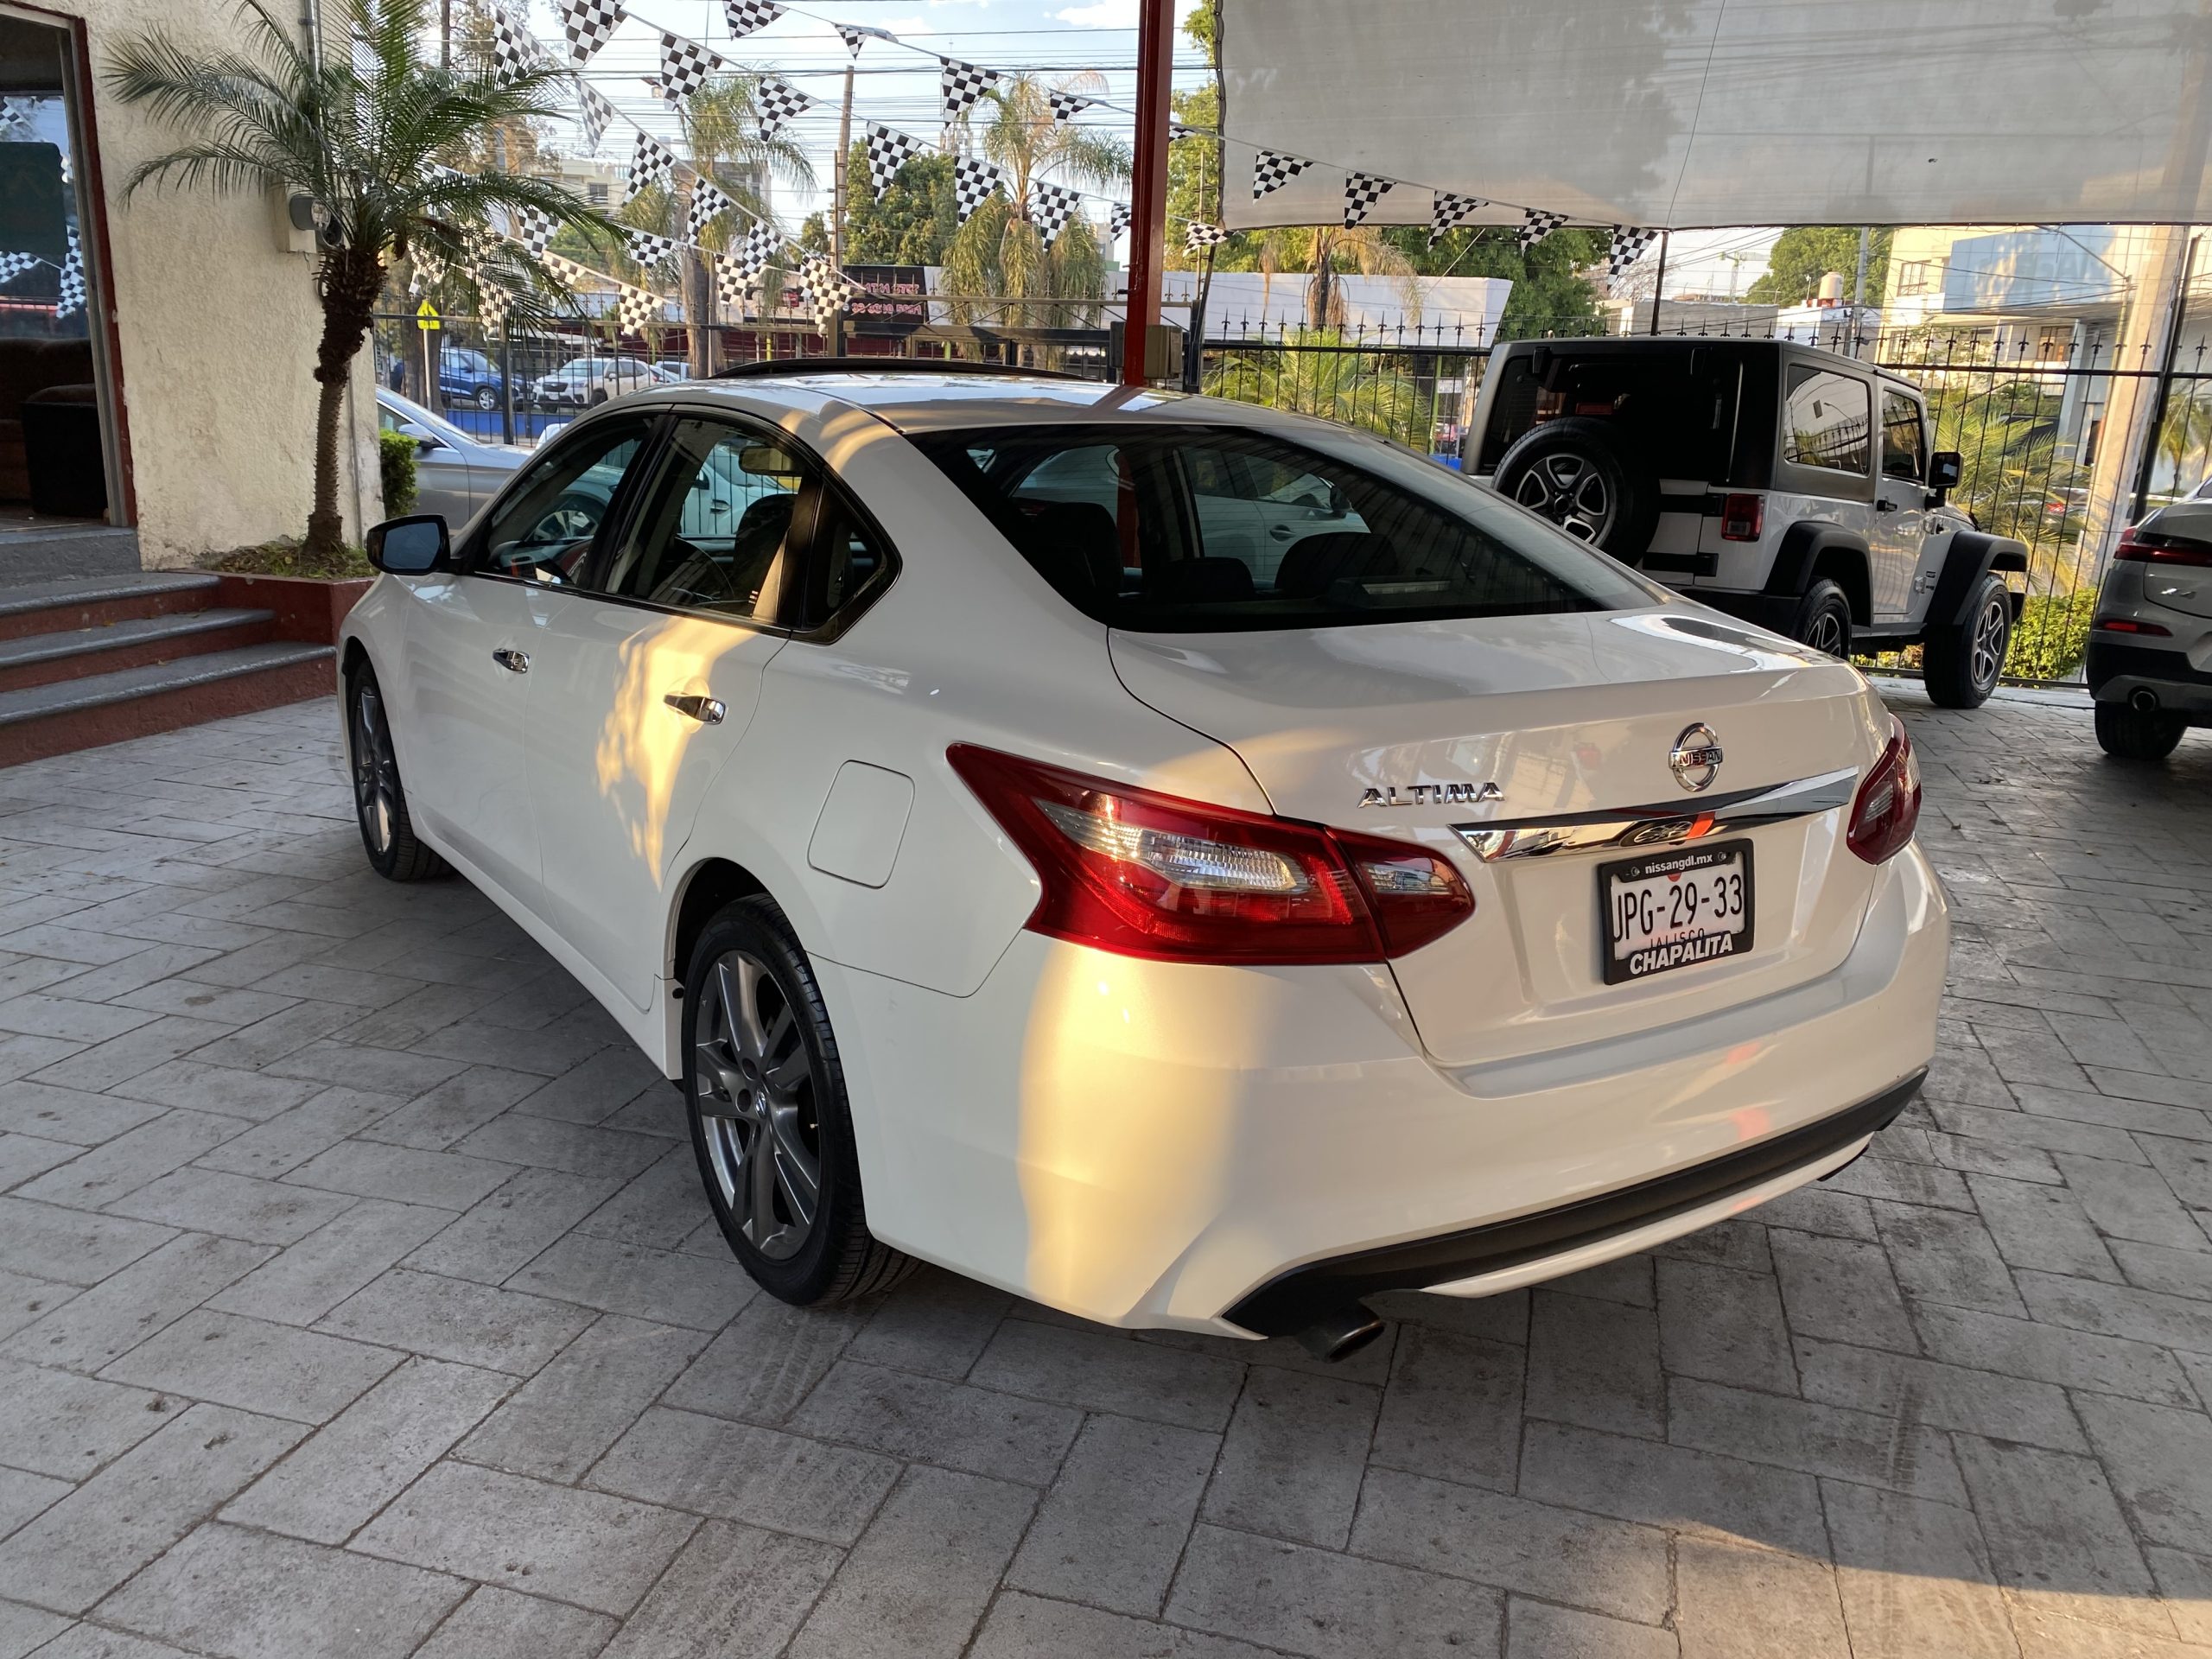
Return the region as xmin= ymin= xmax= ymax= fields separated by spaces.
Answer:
xmin=1294 ymin=1304 xmax=1386 ymax=1363
xmin=2132 ymin=688 xmax=2161 ymax=713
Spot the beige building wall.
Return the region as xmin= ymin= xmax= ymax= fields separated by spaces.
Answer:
xmin=38 ymin=0 xmax=380 ymax=566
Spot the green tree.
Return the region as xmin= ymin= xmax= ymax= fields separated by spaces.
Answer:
xmin=106 ymin=0 xmax=611 ymax=557
xmin=1205 ymin=327 xmax=1423 ymax=442
xmin=939 ymin=74 xmax=1129 ymax=325
xmin=1745 ymin=227 xmax=1891 ymax=307
xmin=800 ymin=147 xmax=957 ymax=267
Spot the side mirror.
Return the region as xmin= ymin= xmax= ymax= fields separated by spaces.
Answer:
xmin=366 ymin=513 xmax=450 ymax=575
xmin=1929 ymin=450 xmax=1963 ymax=492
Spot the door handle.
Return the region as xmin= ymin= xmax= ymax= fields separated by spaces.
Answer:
xmin=1268 ymin=524 xmax=1297 ymax=540
xmin=664 ymin=693 xmax=727 ymax=725
xmin=492 ymin=647 xmax=530 ymax=674
xmin=1876 ymin=498 xmax=1898 ymax=513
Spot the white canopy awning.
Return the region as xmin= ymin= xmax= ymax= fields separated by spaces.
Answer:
xmin=1219 ymin=0 xmax=2212 ymax=232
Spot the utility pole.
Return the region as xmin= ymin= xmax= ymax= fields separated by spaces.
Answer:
xmin=830 ymin=62 xmax=853 ymax=356
xmin=440 ymin=0 xmax=449 ymax=68
xmin=1849 ymin=226 xmax=1870 ymax=357
xmin=1647 ymin=231 xmax=1669 ymax=334
xmin=1122 ymin=0 xmax=1173 ymax=385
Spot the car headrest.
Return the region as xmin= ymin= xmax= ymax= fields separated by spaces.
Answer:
xmin=733 ymin=493 xmax=795 ymax=551
xmin=1016 ymin=502 xmax=1122 ymax=599
xmin=1146 ymin=557 xmax=1255 ymax=603
xmin=1272 ymin=531 xmax=1395 ymax=598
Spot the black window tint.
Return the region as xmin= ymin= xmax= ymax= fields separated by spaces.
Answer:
xmin=594 ymin=417 xmax=804 ymax=621
xmin=474 ymin=416 xmax=650 ymax=584
xmin=797 ymin=490 xmax=893 ymax=631
xmin=914 ymin=423 xmax=1652 ymax=632
xmin=1783 ymin=368 xmax=1872 ymax=475
xmin=1880 ymin=389 xmax=1925 ymax=481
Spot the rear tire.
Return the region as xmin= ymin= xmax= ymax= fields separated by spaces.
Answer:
xmin=474 ymin=384 xmax=498 ymax=410
xmin=346 ymin=662 xmax=448 ymax=882
xmin=683 ymin=895 xmax=916 ymax=1306
xmin=1492 ymin=418 xmax=1661 ymax=556
xmin=1790 ymin=580 xmax=1854 ymax=659
xmin=2094 ymin=701 xmax=2188 ymax=761
xmin=1922 ymin=572 xmax=2012 ymax=709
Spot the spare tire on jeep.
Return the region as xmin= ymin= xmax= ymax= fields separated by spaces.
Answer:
xmin=1492 ymin=417 xmax=1661 ymax=556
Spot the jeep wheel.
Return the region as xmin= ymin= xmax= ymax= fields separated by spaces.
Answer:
xmin=1492 ymin=418 xmax=1659 ymax=556
xmin=2094 ymin=702 xmax=2188 ymax=761
xmin=1791 ymin=580 xmax=1853 ymax=659
xmin=1922 ymin=571 xmax=2012 ymax=709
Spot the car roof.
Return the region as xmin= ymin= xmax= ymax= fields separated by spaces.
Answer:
xmin=638 ymin=372 xmax=1294 ymax=435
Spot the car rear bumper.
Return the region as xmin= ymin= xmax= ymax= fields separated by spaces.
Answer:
xmin=2087 ymin=637 xmax=2212 ymax=716
xmin=820 ymin=839 xmax=1948 ymax=1336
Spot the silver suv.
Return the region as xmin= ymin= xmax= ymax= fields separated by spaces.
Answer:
xmin=1466 ymin=338 xmax=2028 ymax=709
xmin=2088 ymin=501 xmax=2212 ymax=759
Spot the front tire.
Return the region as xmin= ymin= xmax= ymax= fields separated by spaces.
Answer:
xmin=1923 ymin=572 xmax=2012 ymax=709
xmin=683 ymin=896 xmax=915 ymax=1306
xmin=1790 ymin=579 xmax=1854 ymax=659
xmin=474 ymin=384 xmax=499 ymax=411
xmin=2095 ymin=701 xmax=2188 ymax=760
xmin=346 ymin=662 xmax=448 ymax=882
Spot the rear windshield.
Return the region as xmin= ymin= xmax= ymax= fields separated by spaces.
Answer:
xmin=912 ymin=423 xmax=1654 ymax=632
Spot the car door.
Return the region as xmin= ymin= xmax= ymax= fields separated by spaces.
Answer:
xmin=1239 ymin=451 xmax=1369 ymax=588
xmin=1873 ymin=387 xmax=1945 ymax=624
xmin=522 ymin=412 xmax=803 ymax=1009
xmin=397 ymin=412 xmax=656 ymax=911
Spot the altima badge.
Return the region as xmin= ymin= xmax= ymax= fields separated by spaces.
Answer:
xmin=1360 ymin=781 xmax=1503 ymax=809
xmin=1669 ymin=724 xmax=1724 ymax=792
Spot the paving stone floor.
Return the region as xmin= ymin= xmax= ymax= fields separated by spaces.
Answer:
xmin=0 ymin=689 xmax=2208 ymax=1658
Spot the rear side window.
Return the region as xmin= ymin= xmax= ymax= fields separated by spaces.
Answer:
xmin=1783 ymin=368 xmax=1872 ymax=475
xmin=1880 ymin=389 xmax=1925 ymax=481
xmin=915 ymin=423 xmax=1653 ymax=632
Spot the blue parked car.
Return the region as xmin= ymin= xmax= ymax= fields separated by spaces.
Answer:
xmin=437 ymin=346 xmax=505 ymax=410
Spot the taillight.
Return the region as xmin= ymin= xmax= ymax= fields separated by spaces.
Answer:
xmin=1720 ymin=493 xmax=1764 ymax=542
xmin=948 ymin=744 xmax=1474 ymax=964
xmin=1846 ymin=716 xmax=1922 ymax=866
xmin=2094 ymin=616 xmax=2171 ymax=636
xmin=2115 ymin=528 xmax=2212 ymax=567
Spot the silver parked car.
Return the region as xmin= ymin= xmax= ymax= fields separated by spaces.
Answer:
xmin=376 ymin=390 xmax=526 ymax=526
xmin=2088 ymin=500 xmax=2212 ymax=759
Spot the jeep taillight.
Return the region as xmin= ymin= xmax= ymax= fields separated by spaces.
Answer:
xmin=949 ymin=744 xmax=1474 ymax=965
xmin=1720 ymin=494 xmax=1764 ymax=542
xmin=1847 ymin=716 xmax=1922 ymax=866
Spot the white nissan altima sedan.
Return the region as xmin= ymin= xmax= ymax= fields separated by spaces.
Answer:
xmin=342 ymin=363 xmax=1947 ymax=1358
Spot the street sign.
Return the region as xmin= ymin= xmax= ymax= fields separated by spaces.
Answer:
xmin=416 ymin=300 xmax=440 ymax=332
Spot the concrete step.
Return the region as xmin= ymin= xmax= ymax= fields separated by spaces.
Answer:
xmin=0 ymin=524 xmax=142 ymax=584
xmin=0 ymin=572 xmax=222 ymax=645
xmin=0 ymin=607 xmax=279 ymax=694
xmin=0 ymin=642 xmax=337 ymax=767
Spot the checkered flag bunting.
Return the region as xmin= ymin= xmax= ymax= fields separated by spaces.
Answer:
xmin=515 ymin=205 xmax=557 ymax=261
xmin=627 ymin=130 xmax=677 ymax=200
xmin=865 ymin=124 xmax=926 ymax=200
xmin=473 ymin=272 xmax=512 ymax=334
xmin=798 ymin=256 xmax=846 ymax=321
xmin=953 ymin=156 xmax=1005 ymax=224
xmin=1027 ymin=180 xmax=1082 ymax=250
xmin=1109 ymin=203 xmax=1133 ymax=239
xmin=658 ymin=32 xmax=722 ymax=102
xmin=940 ymin=57 xmax=999 ymax=122
xmin=559 ymin=0 xmax=623 ymax=64
xmin=724 ymin=0 xmax=782 ymax=38
xmin=616 ymin=285 xmax=659 ymax=334
xmin=757 ymin=77 xmax=811 ymax=137
xmin=686 ymin=179 xmax=734 ymax=245
xmin=1185 ymin=220 xmax=1229 ymax=253
xmin=1429 ymin=191 xmax=1487 ymax=246
xmin=488 ymin=4 xmax=537 ymax=86
xmin=1342 ymin=173 xmax=1393 ymax=228
xmin=715 ymin=254 xmax=757 ymax=311
xmin=625 ymin=227 xmax=679 ymax=270
xmin=1606 ymin=225 xmax=1658 ymax=279
xmin=0 ymin=97 xmax=29 ymax=139
xmin=577 ymin=84 xmax=613 ymax=154
xmin=1517 ymin=207 xmax=1568 ymax=251
xmin=836 ymin=23 xmax=867 ymax=56
xmin=1046 ymin=89 xmax=1091 ymax=125
xmin=0 ymin=251 xmax=38 ymax=284
xmin=1252 ymin=149 xmax=1309 ymax=200
xmin=734 ymin=219 xmax=781 ymax=279
xmin=54 ymin=230 xmax=84 ymax=320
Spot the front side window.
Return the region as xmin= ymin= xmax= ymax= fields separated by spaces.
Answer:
xmin=915 ymin=423 xmax=1655 ymax=632
xmin=593 ymin=416 xmax=803 ymax=621
xmin=472 ymin=414 xmax=651 ymax=583
xmin=1783 ymin=368 xmax=1872 ymax=475
xmin=1879 ymin=390 xmax=1925 ymax=481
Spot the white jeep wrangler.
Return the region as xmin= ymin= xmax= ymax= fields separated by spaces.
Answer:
xmin=1465 ymin=337 xmax=2028 ymax=709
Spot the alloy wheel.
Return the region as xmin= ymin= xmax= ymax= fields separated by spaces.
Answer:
xmin=1513 ymin=454 xmax=1613 ymax=541
xmin=1969 ymin=591 xmax=2010 ymax=691
xmin=694 ymin=950 xmax=821 ymax=1261
xmin=351 ymin=682 xmax=397 ymax=857
xmin=1805 ymin=609 xmax=1848 ymax=657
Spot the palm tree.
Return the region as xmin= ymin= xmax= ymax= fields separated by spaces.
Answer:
xmin=105 ymin=0 xmax=613 ymax=557
xmin=1205 ymin=327 xmax=1424 ymax=443
xmin=940 ymin=73 xmax=1128 ymax=329
xmin=1253 ymin=226 xmax=1419 ymax=332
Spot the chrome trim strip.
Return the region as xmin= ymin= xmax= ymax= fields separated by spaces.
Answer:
xmin=1453 ymin=766 xmax=1859 ymax=862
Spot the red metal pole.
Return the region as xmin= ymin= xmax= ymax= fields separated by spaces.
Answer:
xmin=1122 ymin=0 xmax=1174 ymax=385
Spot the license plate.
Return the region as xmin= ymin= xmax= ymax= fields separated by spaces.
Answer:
xmin=1599 ymin=839 xmax=1755 ymax=984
